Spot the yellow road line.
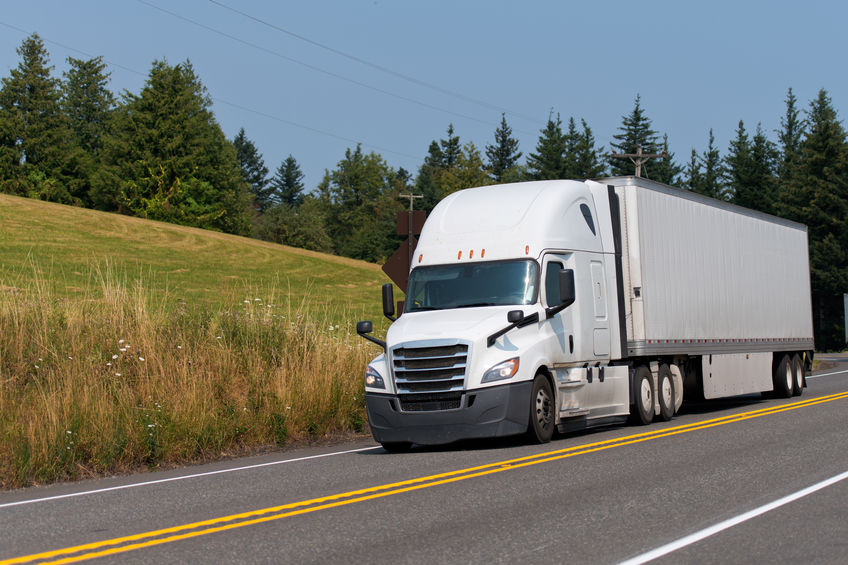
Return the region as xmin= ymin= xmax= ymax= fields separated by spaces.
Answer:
xmin=5 ymin=391 xmax=848 ymax=565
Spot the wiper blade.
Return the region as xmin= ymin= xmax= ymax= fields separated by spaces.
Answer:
xmin=455 ymin=302 xmax=498 ymax=308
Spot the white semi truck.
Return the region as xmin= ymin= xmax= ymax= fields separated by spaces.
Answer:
xmin=356 ymin=177 xmax=814 ymax=451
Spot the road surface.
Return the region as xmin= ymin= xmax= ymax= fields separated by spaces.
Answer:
xmin=2 ymin=357 xmax=847 ymax=564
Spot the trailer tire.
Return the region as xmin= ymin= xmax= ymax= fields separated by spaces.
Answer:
xmin=527 ymin=373 xmax=555 ymax=443
xmin=381 ymin=441 xmax=412 ymax=453
xmin=773 ymin=354 xmax=794 ymax=398
xmin=631 ymin=366 xmax=654 ymax=425
xmin=657 ymin=365 xmax=675 ymax=421
xmin=791 ymin=354 xmax=804 ymax=397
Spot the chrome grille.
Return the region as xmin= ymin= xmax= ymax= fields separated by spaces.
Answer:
xmin=392 ymin=342 xmax=468 ymax=394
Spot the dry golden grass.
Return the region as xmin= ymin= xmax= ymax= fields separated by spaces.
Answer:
xmin=0 ymin=262 xmax=381 ymax=489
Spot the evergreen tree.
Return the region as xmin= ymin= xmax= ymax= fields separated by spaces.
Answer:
xmin=691 ymin=129 xmax=725 ymax=200
xmin=527 ymin=112 xmax=567 ymax=180
xmin=414 ymin=141 xmax=443 ymax=214
xmin=438 ymin=142 xmax=492 ymax=195
xmin=646 ymin=134 xmax=682 ymax=185
xmin=609 ymin=94 xmax=658 ymax=176
xmin=439 ymin=124 xmax=461 ymax=168
xmin=776 ymin=87 xmax=805 ymax=181
xmin=561 ymin=117 xmax=581 ymax=179
xmin=61 ymin=56 xmax=115 ymax=205
xmin=94 ymin=59 xmax=251 ymax=235
xmin=233 ymin=128 xmax=271 ymax=211
xmin=62 ymin=56 xmax=114 ymax=155
xmin=778 ymin=89 xmax=848 ymax=349
xmin=0 ymin=33 xmax=70 ymax=200
xmin=574 ymin=119 xmax=606 ymax=178
xmin=683 ymin=149 xmax=702 ymax=192
xmin=270 ymin=154 xmax=305 ymax=207
xmin=317 ymin=144 xmax=404 ymax=262
xmin=725 ymin=120 xmax=751 ymax=203
xmin=485 ymin=113 xmax=521 ymax=182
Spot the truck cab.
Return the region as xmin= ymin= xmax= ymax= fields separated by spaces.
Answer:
xmin=358 ymin=180 xmax=632 ymax=450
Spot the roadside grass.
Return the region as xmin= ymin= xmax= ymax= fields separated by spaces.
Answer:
xmin=0 ymin=194 xmax=392 ymax=488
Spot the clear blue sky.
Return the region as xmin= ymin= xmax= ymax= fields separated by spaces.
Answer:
xmin=2 ymin=0 xmax=846 ymax=191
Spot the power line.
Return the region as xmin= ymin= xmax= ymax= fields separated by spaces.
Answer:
xmin=206 ymin=0 xmax=541 ymax=125
xmin=0 ymin=20 xmax=420 ymax=167
xmin=135 ymin=0 xmax=527 ymax=134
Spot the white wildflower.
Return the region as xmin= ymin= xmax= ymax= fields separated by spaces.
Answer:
xmin=115 ymin=373 xmax=122 ymax=377
xmin=68 ymin=356 xmax=73 ymax=360
xmin=106 ymin=362 xmax=112 ymax=367
xmin=112 ymin=354 xmax=119 ymax=359
xmin=120 ymin=348 xmax=127 ymax=352
xmin=177 ymin=345 xmax=182 ymax=349
xmin=118 ymin=339 xmax=125 ymax=344
xmin=139 ymin=356 xmax=145 ymax=362
xmin=34 ymin=365 xmax=39 ymax=369
xmin=66 ymin=430 xmax=73 ymax=435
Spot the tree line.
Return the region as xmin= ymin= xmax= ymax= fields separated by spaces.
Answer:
xmin=1 ymin=34 xmax=846 ymax=349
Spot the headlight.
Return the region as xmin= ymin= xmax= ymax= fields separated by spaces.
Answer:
xmin=482 ymin=357 xmax=519 ymax=383
xmin=365 ymin=365 xmax=385 ymax=389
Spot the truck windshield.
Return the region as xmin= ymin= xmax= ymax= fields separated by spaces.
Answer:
xmin=405 ymin=260 xmax=539 ymax=312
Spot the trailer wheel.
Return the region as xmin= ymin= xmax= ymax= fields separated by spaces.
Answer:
xmin=631 ymin=366 xmax=654 ymax=425
xmin=381 ymin=441 xmax=412 ymax=453
xmin=527 ymin=374 xmax=554 ymax=443
xmin=773 ymin=354 xmax=794 ymax=398
xmin=791 ymin=354 xmax=804 ymax=397
xmin=657 ymin=365 xmax=675 ymax=421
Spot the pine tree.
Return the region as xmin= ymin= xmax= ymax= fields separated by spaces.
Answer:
xmin=725 ymin=120 xmax=751 ymax=204
xmin=609 ymin=94 xmax=659 ymax=176
xmin=527 ymin=112 xmax=566 ymax=180
xmin=317 ymin=144 xmax=403 ymax=262
xmin=485 ymin=113 xmax=521 ymax=182
xmin=647 ymin=134 xmax=682 ymax=185
xmin=0 ymin=33 xmax=70 ymax=199
xmin=439 ymin=142 xmax=492 ymax=195
xmin=776 ymin=87 xmax=805 ymax=181
xmin=683 ymin=149 xmax=702 ymax=192
xmin=270 ymin=154 xmax=305 ymax=207
xmin=561 ymin=117 xmax=581 ymax=179
xmin=233 ymin=128 xmax=271 ymax=211
xmin=440 ymin=124 xmax=461 ymax=169
xmin=94 ymin=59 xmax=251 ymax=235
xmin=691 ymin=129 xmax=725 ymax=200
xmin=574 ymin=119 xmax=606 ymax=178
xmin=778 ymin=90 xmax=848 ymax=349
xmin=62 ymin=56 xmax=114 ymax=155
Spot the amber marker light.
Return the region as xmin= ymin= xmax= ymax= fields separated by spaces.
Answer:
xmin=481 ymin=249 xmax=486 ymax=258
xmin=457 ymin=251 xmax=462 ymax=260
xmin=469 ymin=250 xmax=474 ymax=259
xmin=525 ymin=245 xmax=530 ymax=255
xmin=418 ymin=254 xmax=423 ymax=263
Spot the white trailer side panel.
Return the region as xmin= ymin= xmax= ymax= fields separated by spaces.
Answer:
xmin=606 ymin=177 xmax=814 ymax=356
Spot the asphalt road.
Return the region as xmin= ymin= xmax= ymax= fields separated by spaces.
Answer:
xmin=2 ymin=358 xmax=847 ymax=564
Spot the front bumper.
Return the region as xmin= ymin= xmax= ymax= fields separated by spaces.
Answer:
xmin=365 ymin=381 xmax=532 ymax=446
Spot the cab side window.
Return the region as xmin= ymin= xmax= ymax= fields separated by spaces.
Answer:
xmin=545 ymin=262 xmax=564 ymax=307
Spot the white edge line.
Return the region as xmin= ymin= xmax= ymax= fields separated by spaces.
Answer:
xmin=618 ymin=469 xmax=848 ymax=565
xmin=807 ymin=368 xmax=848 ymax=379
xmin=0 ymin=446 xmax=380 ymax=509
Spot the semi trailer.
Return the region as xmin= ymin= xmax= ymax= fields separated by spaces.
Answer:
xmin=356 ymin=176 xmax=814 ymax=451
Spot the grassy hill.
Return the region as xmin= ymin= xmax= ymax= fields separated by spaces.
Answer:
xmin=0 ymin=193 xmax=390 ymax=318
xmin=0 ymin=194 xmax=393 ymax=488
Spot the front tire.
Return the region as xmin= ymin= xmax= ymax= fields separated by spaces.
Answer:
xmin=381 ymin=441 xmax=412 ymax=453
xmin=526 ymin=374 xmax=555 ymax=443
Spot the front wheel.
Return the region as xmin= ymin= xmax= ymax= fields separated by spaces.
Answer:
xmin=526 ymin=374 xmax=555 ymax=443
xmin=381 ymin=441 xmax=412 ymax=453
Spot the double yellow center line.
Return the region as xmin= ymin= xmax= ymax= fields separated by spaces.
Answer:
xmin=5 ymin=391 xmax=848 ymax=565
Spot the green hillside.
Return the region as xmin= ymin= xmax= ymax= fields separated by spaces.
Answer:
xmin=0 ymin=194 xmax=394 ymax=488
xmin=0 ymin=193 xmax=390 ymax=320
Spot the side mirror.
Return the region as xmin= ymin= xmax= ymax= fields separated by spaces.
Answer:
xmin=356 ymin=319 xmax=386 ymax=350
xmin=559 ymin=269 xmax=575 ymax=308
xmin=507 ymin=310 xmax=524 ymax=324
xmin=546 ymin=269 xmax=575 ymax=319
xmin=382 ymin=283 xmax=396 ymax=322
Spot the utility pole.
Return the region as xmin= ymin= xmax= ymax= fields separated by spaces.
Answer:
xmin=610 ymin=144 xmax=668 ymax=177
xmin=399 ymin=193 xmax=423 ymax=266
